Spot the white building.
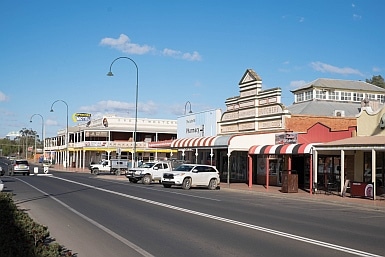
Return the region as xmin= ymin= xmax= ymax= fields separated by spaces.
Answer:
xmin=44 ymin=114 xmax=177 ymax=169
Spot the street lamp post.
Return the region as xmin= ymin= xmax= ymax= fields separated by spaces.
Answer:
xmin=50 ymin=100 xmax=69 ymax=168
xmin=30 ymin=114 xmax=44 ymax=162
xmin=184 ymin=101 xmax=193 ymax=115
xmin=107 ymin=56 xmax=139 ymax=168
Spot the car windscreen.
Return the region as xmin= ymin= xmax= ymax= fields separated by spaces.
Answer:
xmin=139 ymin=163 xmax=155 ymax=168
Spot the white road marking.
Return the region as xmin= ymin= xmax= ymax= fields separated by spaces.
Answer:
xmin=101 ymin=178 xmax=222 ymax=201
xmin=27 ymin=176 xmax=385 ymax=257
xmin=18 ymin=178 xmax=155 ymax=257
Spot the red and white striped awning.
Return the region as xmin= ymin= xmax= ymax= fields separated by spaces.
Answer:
xmin=171 ymin=136 xmax=232 ymax=148
xmin=248 ymin=143 xmax=315 ymax=155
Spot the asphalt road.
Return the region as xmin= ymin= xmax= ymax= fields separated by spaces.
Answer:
xmin=2 ymin=166 xmax=385 ymax=257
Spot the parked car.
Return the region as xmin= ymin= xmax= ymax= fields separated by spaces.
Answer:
xmin=0 ymin=166 xmax=4 ymax=176
xmin=126 ymin=161 xmax=172 ymax=184
xmin=10 ymin=159 xmax=30 ymax=176
xmin=162 ymin=164 xmax=220 ymax=190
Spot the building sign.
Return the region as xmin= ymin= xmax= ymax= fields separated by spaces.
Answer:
xmin=275 ymin=133 xmax=298 ymax=144
xmin=258 ymin=105 xmax=282 ymax=116
xmin=259 ymin=120 xmax=282 ymax=129
xmin=177 ymin=109 xmax=221 ymax=138
xmin=222 ymin=112 xmax=239 ymax=121
xmin=85 ymin=131 xmax=108 ymax=137
xmin=72 ymin=113 xmax=91 ymax=122
xmin=239 ymin=123 xmax=255 ymax=131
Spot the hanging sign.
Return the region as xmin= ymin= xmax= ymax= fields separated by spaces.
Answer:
xmin=72 ymin=113 xmax=92 ymax=122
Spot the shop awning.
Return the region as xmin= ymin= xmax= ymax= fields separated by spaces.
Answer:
xmin=248 ymin=143 xmax=315 ymax=155
xmin=171 ymin=135 xmax=232 ymax=149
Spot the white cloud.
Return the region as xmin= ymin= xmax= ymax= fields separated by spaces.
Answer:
xmin=45 ymin=119 xmax=58 ymax=126
xmin=372 ymin=67 xmax=381 ymax=72
xmin=79 ymin=100 xmax=159 ymax=117
xmin=310 ymin=61 xmax=363 ymax=76
xmin=290 ymin=80 xmax=307 ymax=89
xmin=353 ymin=14 xmax=362 ymax=20
xmin=162 ymin=48 xmax=202 ymax=61
xmin=100 ymin=34 xmax=154 ymax=55
xmin=182 ymin=51 xmax=202 ymax=61
xmin=0 ymin=91 xmax=7 ymax=101
xmin=298 ymin=17 xmax=305 ymax=23
xmin=100 ymin=34 xmax=202 ymax=61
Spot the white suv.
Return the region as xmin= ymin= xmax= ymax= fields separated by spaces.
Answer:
xmin=11 ymin=159 xmax=30 ymax=176
xmin=162 ymin=164 xmax=220 ymax=190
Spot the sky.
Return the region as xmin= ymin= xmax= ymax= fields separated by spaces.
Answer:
xmin=0 ymin=0 xmax=384 ymax=139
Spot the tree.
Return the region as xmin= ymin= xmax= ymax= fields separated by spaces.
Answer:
xmin=18 ymin=128 xmax=38 ymax=159
xmin=366 ymin=75 xmax=385 ymax=88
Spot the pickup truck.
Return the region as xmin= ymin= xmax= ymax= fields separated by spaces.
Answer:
xmin=89 ymin=159 xmax=130 ymax=176
xmin=125 ymin=161 xmax=172 ymax=184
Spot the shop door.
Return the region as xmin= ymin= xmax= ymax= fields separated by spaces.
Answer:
xmin=292 ymin=156 xmax=305 ymax=188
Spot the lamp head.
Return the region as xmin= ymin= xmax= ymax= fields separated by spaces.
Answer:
xmin=107 ymin=71 xmax=114 ymax=76
xmin=50 ymin=109 xmax=54 ymax=112
xmin=29 ymin=120 xmax=32 ymax=123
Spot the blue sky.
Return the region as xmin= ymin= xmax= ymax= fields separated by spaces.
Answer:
xmin=1 ymin=0 xmax=384 ymax=138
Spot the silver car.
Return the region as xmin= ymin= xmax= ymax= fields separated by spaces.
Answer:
xmin=11 ymin=159 xmax=30 ymax=176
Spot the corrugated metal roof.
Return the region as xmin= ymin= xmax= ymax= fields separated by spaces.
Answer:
xmin=285 ymin=100 xmax=362 ymax=117
xmin=291 ymin=78 xmax=385 ymax=93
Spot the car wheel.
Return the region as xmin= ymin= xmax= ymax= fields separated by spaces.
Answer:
xmin=115 ymin=170 xmax=121 ymax=176
xmin=93 ymin=169 xmax=99 ymax=175
xmin=208 ymin=179 xmax=218 ymax=190
xmin=142 ymin=175 xmax=151 ymax=185
xmin=182 ymin=178 xmax=192 ymax=190
xmin=163 ymin=184 xmax=172 ymax=188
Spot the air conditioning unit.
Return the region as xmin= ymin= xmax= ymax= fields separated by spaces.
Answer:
xmin=333 ymin=110 xmax=345 ymax=117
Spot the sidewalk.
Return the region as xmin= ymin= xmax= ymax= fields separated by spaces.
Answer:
xmin=51 ymin=164 xmax=385 ymax=211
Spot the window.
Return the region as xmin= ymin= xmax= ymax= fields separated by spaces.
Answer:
xmin=328 ymin=91 xmax=339 ymax=101
xmin=340 ymin=92 xmax=351 ymax=101
xmin=353 ymin=93 xmax=364 ymax=102
xmin=315 ymin=90 xmax=326 ymax=100
xmin=366 ymin=93 xmax=376 ymax=100
xmin=305 ymin=91 xmax=313 ymax=100
xmin=196 ymin=166 xmax=215 ymax=173
xmin=378 ymin=95 xmax=385 ymax=103
xmin=296 ymin=93 xmax=304 ymax=102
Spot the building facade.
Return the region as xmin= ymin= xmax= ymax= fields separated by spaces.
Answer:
xmin=44 ymin=115 xmax=177 ymax=169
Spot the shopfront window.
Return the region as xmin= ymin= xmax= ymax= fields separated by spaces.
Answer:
xmin=255 ymin=155 xmax=284 ymax=186
xmin=363 ymin=152 xmax=384 ymax=186
xmin=317 ymin=156 xmax=341 ymax=187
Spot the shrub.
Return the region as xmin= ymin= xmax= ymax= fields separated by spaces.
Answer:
xmin=0 ymin=192 xmax=73 ymax=257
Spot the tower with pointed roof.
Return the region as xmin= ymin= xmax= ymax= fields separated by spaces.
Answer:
xmin=219 ymin=69 xmax=286 ymax=134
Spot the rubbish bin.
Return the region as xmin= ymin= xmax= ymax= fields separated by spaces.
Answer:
xmin=72 ymin=162 xmax=76 ymax=168
xmin=282 ymin=171 xmax=298 ymax=193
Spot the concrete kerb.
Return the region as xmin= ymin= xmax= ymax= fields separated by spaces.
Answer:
xmin=221 ymin=184 xmax=385 ymax=212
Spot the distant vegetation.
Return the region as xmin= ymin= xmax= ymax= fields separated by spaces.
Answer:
xmin=366 ymin=75 xmax=385 ymax=88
